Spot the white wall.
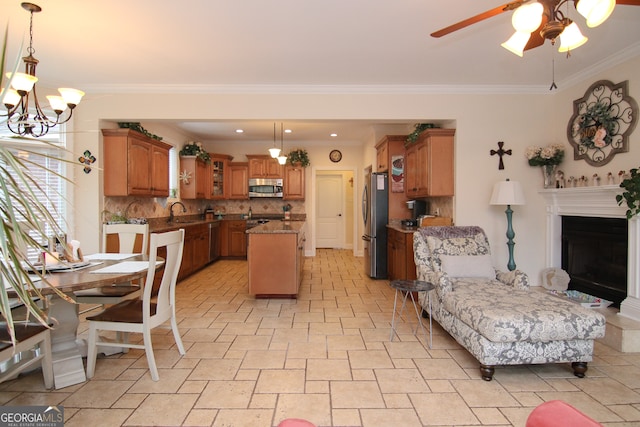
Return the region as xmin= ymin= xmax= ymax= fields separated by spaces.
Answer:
xmin=70 ymin=55 xmax=639 ymax=285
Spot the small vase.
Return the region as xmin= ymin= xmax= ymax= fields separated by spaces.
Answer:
xmin=541 ymin=164 xmax=557 ymax=189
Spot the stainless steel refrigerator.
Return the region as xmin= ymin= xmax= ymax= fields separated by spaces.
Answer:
xmin=362 ymin=171 xmax=388 ymax=279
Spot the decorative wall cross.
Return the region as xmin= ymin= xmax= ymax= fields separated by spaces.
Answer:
xmin=490 ymin=141 xmax=512 ymax=170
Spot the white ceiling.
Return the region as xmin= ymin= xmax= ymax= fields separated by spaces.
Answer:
xmin=5 ymin=0 xmax=640 ymax=144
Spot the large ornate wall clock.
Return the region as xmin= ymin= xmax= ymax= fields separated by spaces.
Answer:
xmin=567 ymin=80 xmax=638 ymax=167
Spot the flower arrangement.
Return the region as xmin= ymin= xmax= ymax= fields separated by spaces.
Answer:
xmin=179 ymin=141 xmax=211 ymax=163
xmin=525 ymin=143 xmax=565 ymax=166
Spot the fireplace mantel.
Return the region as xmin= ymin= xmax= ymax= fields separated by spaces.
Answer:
xmin=541 ymin=185 xmax=640 ymax=322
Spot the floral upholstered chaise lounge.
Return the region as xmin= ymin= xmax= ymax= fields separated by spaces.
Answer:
xmin=414 ymin=226 xmax=606 ymax=381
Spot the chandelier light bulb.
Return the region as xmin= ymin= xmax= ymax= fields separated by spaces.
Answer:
xmin=2 ymin=89 xmax=21 ymax=108
xmin=511 ymin=2 xmax=543 ymax=33
xmin=577 ymin=0 xmax=616 ymax=27
xmin=6 ymin=72 xmax=38 ymax=94
xmin=558 ymin=22 xmax=588 ymax=52
xmin=58 ymin=88 xmax=85 ymax=108
xmin=501 ymin=31 xmax=530 ymax=56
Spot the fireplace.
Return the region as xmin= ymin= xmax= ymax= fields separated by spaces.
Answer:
xmin=561 ymin=216 xmax=628 ymax=307
xmin=542 ymin=186 xmax=640 ymax=322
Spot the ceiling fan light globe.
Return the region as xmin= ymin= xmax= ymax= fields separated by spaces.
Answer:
xmin=501 ymin=31 xmax=530 ymax=56
xmin=577 ymin=0 xmax=615 ymax=27
xmin=511 ymin=2 xmax=543 ymax=33
xmin=558 ymin=22 xmax=588 ymax=52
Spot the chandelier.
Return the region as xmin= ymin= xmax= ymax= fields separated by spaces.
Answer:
xmin=2 ymin=2 xmax=84 ymax=137
xmin=502 ymin=0 xmax=615 ymax=56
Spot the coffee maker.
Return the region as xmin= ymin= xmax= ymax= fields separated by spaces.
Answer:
xmin=402 ymin=200 xmax=429 ymax=227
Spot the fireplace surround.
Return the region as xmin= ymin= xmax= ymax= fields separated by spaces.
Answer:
xmin=541 ymin=185 xmax=640 ymax=322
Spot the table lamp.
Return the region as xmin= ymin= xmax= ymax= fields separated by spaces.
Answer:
xmin=490 ymin=179 xmax=525 ymax=271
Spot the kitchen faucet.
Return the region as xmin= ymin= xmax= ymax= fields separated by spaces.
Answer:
xmin=168 ymin=201 xmax=187 ymax=223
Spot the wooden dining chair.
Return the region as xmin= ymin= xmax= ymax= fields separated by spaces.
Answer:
xmin=0 ymin=321 xmax=53 ymax=389
xmin=74 ymin=223 xmax=149 ymax=310
xmin=86 ymin=229 xmax=185 ymax=381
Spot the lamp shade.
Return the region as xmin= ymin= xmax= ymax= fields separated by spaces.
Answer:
xmin=511 ymin=2 xmax=543 ymax=33
xmin=558 ymin=22 xmax=588 ymax=52
xmin=501 ymin=31 xmax=530 ymax=57
xmin=577 ymin=0 xmax=616 ymax=27
xmin=490 ymin=180 xmax=525 ymax=206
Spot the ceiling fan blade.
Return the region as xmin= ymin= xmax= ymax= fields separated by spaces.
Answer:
xmin=616 ymin=0 xmax=640 ymax=5
xmin=430 ymin=0 xmax=528 ymax=38
xmin=523 ymin=14 xmax=548 ymax=51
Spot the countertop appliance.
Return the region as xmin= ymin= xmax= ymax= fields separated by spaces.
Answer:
xmin=362 ymin=172 xmax=388 ymax=279
xmin=248 ymin=178 xmax=283 ymax=198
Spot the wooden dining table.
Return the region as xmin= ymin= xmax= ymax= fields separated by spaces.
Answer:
xmin=7 ymin=254 xmax=159 ymax=389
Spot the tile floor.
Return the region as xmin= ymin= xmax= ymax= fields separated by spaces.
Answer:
xmin=2 ymin=249 xmax=640 ymax=426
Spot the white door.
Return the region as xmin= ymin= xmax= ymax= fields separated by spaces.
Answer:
xmin=316 ymin=174 xmax=343 ymax=248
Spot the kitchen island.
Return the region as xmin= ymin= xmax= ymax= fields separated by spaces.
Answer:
xmin=247 ymin=220 xmax=306 ymax=297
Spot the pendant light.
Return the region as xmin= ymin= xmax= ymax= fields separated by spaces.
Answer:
xmin=268 ymin=122 xmax=281 ymax=158
xmin=277 ymin=123 xmax=287 ymax=165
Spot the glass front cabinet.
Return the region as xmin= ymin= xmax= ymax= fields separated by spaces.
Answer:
xmin=209 ymin=154 xmax=233 ymax=199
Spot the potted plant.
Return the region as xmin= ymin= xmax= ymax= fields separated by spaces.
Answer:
xmin=616 ymin=167 xmax=640 ymax=219
xmin=1 ymin=27 xmax=69 ymax=343
xmin=179 ymin=141 xmax=211 ymax=163
xmin=287 ymin=148 xmax=310 ymax=167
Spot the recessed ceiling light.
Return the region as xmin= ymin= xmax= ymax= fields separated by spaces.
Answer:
xmin=284 ymin=129 xmax=292 ymax=134
xmin=235 ymin=129 xmax=244 ymax=133
xmin=330 ymin=133 xmax=338 ymax=137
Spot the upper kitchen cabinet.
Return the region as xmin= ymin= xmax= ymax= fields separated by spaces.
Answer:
xmin=209 ymin=154 xmax=233 ymax=199
xmin=103 ymin=129 xmax=172 ymax=197
xmin=283 ymin=164 xmax=305 ymax=200
xmin=376 ymin=135 xmax=409 ymax=220
xmin=247 ymin=155 xmax=283 ymax=179
xmin=405 ymin=129 xmax=455 ymax=198
xmin=179 ymin=156 xmax=208 ymax=200
xmin=228 ymin=162 xmax=249 ymax=199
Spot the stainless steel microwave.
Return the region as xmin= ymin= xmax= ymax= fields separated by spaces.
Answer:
xmin=248 ymin=178 xmax=283 ymax=198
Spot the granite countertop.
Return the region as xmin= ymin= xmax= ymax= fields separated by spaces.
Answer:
xmin=246 ymin=220 xmax=305 ymax=234
xmin=387 ymin=220 xmax=418 ymax=234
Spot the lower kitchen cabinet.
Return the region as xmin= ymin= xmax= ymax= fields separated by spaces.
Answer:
xmin=178 ymin=223 xmax=209 ymax=280
xmin=221 ymin=220 xmax=247 ymax=258
xmin=387 ymin=226 xmax=417 ymax=281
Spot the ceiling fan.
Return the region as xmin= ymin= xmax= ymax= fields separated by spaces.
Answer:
xmin=431 ymin=0 xmax=640 ymax=56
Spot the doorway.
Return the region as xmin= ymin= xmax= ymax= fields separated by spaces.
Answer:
xmin=314 ymin=170 xmax=354 ymax=250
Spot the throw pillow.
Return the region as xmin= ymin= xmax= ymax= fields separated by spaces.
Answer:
xmin=440 ymin=254 xmax=495 ymax=279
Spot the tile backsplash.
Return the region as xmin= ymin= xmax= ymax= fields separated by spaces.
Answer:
xmin=103 ymin=197 xmax=306 ymax=222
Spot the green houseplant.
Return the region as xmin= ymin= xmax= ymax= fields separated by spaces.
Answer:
xmin=616 ymin=167 xmax=640 ymax=219
xmin=1 ymin=26 xmax=68 ymax=344
xmin=287 ymin=148 xmax=310 ymax=167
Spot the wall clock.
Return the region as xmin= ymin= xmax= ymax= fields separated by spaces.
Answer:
xmin=567 ymin=80 xmax=638 ymax=167
xmin=329 ymin=149 xmax=342 ymax=163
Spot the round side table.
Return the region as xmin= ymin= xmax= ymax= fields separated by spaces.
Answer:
xmin=389 ymin=279 xmax=434 ymax=348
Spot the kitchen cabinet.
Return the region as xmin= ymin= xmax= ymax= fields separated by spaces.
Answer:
xmin=376 ymin=135 xmax=409 ymax=221
xmin=209 ymin=154 xmax=233 ymax=199
xmin=247 ymin=155 xmax=283 ymax=179
xmin=283 ymin=164 xmax=305 ymax=200
xmin=209 ymin=221 xmax=221 ymax=262
xmin=179 ymin=156 xmax=208 ymax=200
xmin=404 ymin=129 xmax=455 ymax=198
xmin=248 ymin=223 xmax=305 ymax=297
xmin=228 ymin=162 xmax=249 ymax=199
xmin=387 ymin=226 xmax=416 ymax=281
xmin=103 ymin=129 xmax=172 ymax=197
xmin=220 ymin=220 xmax=247 ymax=258
xmin=176 ymin=223 xmax=209 ymax=280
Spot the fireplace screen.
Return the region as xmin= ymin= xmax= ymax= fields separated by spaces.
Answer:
xmin=561 ymin=216 xmax=627 ymax=307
